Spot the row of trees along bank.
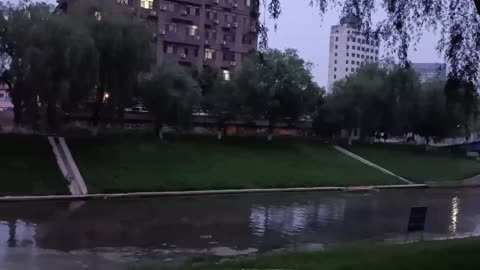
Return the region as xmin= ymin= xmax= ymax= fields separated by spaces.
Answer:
xmin=1 ymin=1 xmax=478 ymax=143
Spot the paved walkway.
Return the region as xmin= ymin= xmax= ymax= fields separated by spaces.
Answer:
xmin=48 ymin=136 xmax=88 ymax=195
xmin=333 ymin=145 xmax=413 ymax=184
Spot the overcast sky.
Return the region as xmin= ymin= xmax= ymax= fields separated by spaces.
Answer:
xmin=12 ymin=0 xmax=444 ymax=87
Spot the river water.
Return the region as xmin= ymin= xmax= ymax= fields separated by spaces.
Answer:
xmin=1 ymin=188 xmax=480 ymax=269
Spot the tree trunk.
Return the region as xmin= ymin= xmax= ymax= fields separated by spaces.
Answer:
xmin=348 ymin=129 xmax=354 ymax=145
xmin=267 ymin=120 xmax=274 ymax=142
xmin=217 ymin=121 xmax=226 ymax=140
xmin=155 ymin=121 xmax=164 ymax=140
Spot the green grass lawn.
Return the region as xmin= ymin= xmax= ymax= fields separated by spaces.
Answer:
xmin=160 ymin=238 xmax=480 ymax=270
xmin=68 ymin=136 xmax=401 ymax=193
xmin=0 ymin=135 xmax=68 ymax=195
xmin=348 ymin=144 xmax=480 ymax=183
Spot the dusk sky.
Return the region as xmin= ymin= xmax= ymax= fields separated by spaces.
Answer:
xmin=12 ymin=0 xmax=444 ymax=87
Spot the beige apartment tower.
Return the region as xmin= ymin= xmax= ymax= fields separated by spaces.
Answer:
xmin=327 ymin=15 xmax=380 ymax=90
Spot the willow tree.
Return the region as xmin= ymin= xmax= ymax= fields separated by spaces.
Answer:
xmin=263 ymin=0 xmax=480 ymax=82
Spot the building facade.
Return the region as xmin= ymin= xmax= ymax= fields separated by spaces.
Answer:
xmin=58 ymin=0 xmax=259 ymax=80
xmin=327 ymin=16 xmax=380 ymax=90
xmin=411 ymin=63 xmax=447 ymax=83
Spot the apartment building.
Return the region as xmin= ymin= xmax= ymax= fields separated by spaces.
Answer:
xmin=411 ymin=63 xmax=447 ymax=83
xmin=327 ymin=15 xmax=380 ymax=90
xmin=58 ymin=0 xmax=259 ymax=80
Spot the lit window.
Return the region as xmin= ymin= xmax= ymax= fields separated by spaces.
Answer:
xmin=186 ymin=25 xmax=199 ymax=36
xmin=141 ymin=0 xmax=153 ymax=9
xmin=223 ymin=69 xmax=231 ymax=81
xmin=205 ymin=48 xmax=215 ymax=60
xmin=246 ymin=0 xmax=251 ymax=6
xmin=94 ymin=11 xmax=102 ymax=21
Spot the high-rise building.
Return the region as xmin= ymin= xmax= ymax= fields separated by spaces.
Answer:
xmin=57 ymin=0 xmax=259 ymax=80
xmin=327 ymin=15 xmax=380 ymax=90
xmin=411 ymin=63 xmax=447 ymax=83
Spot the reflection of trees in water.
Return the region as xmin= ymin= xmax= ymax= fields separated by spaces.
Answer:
xmin=7 ymin=221 xmax=16 ymax=247
xmin=2 ymin=190 xmax=480 ymax=251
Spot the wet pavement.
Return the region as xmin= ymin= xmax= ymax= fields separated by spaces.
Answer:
xmin=1 ymin=188 xmax=480 ymax=269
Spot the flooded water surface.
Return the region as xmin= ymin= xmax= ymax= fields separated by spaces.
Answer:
xmin=1 ymin=188 xmax=480 ymax=269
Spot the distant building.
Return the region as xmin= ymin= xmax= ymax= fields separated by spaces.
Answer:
xmin=58 ymin=0 xmax=259 ymax=81
xmin=411 ymin=63 xmax=447 ymax=83
xmin=328 ymin=14 xmax=380 ymax=90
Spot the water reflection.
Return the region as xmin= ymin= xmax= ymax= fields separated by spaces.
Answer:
xmin=0 ymin=188 xmax=480 ymax=264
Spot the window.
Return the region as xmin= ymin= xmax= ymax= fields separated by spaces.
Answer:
xmin=352 ymin=37 xmax=356 ymax=42
xmin=183 ymin=48 xmax=189 ymax=56
xmin=361 ymin=62 xmax=364 ymax=66
xmin=366 ymin=48 xmax=369 ymax=52
xmin=205 ymin=48 xmax=215 ymax=60
xmin=334 ymin=67 xmax=337 ymax=71
xmin=94 ymin=11 xmax=102 ymax=21
xmin=361 ymin=47 xmax=365 ymax=51
xmin=334 ymin=52 xmax=337 ymax=56
xmin=246 ymin=0 xmax=251 ymax=6
xmin=375 ymin=50 xmax=379 ymax=54
xmin=166 ymin=23 xmax=177 ymax=32
xmin=347 ymin=37 xmax=350 ymax=41
xmin=166 ymin=2 xmax=176 ymax=12
xmin=346 ymin=60 xmax=349 ymax=64
xmin=335 ymin=36 xmax=339 ymax=41
xmin=141 ymin=0 xmax=153 ymax=9
xmin=346 ymin=53 xmax=349 ymax=56
xmin=186 ymin=25 xmax=199 ymax=36
xmin=334 ymin=74 xmax=337 ymax=79
xmin=346 ymin=45 xmax=349 ymax=49
xmin=351 ymin=68 xmax=354 ymax=72
xmin=164 ymin=44 xmax=174 ymax=54
xmin=335 ymin=45 xmax=338 ymax=49
xmin=348 ymin=30 xmax=350 ymax=34
xmin=352 ymin=53 xmax=355 ymax=57
xmin=376 ymin=41 xmax=379 ymax=46
xmin=361 ymin=55 xmax=364 ymax=59
xmin=345 ymin=67 xmax=348 ymax=71
xmin=352 ymin=45 xmax=356 ymax=50
xmin=223 ymin=69 xmax=231 ymax=81
xmin=187 ymin=6 xmax=200 ymax=16
xmin=371 ymin=40 xmax=374 ymax=45
xmin=375 ymin=57 xmax=378 ymax=61
xmin=334 ymin=60 xmax=337 ymax=64
xmin=356 ymin=61 xmax=359 ymax=65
